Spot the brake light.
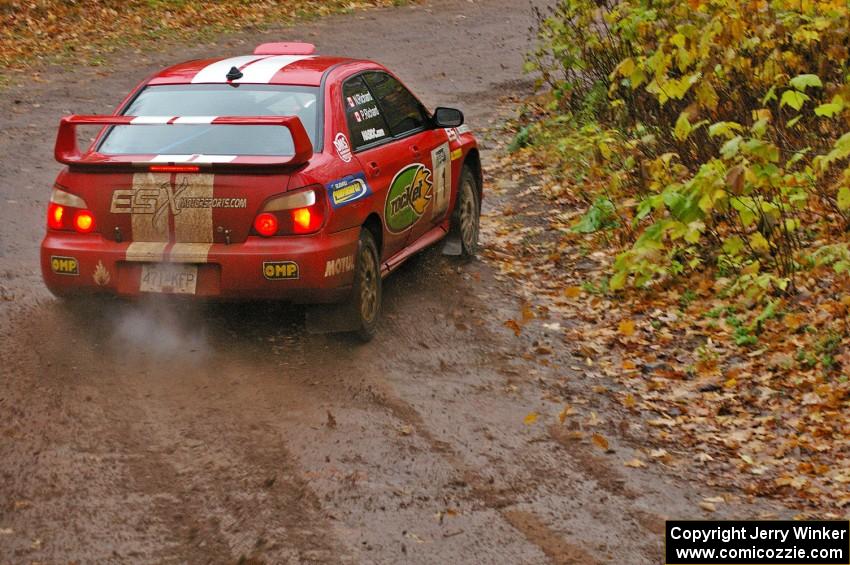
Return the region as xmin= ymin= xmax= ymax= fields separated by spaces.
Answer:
xmin=149 ymin=165 xmax=200 ymax=173
xmin=253 ymin=213 xmax=279 ymax=237
xmin=47 ymin=203 xmax=64 ymax=229
xmin=255 ymin=185 xmax=326 ymax=236
xmin=73 ymin=210 xmax=95 ymax=233
xmin=293 ymin=208 xmax=311 ymax=231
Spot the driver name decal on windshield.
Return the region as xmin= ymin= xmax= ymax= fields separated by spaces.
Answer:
xmin=384 ymin=163 xmax=433 ymax=233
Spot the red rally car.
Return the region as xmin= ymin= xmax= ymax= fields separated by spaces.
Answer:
xmin=41 ymin=42 xmax=481 ymax=340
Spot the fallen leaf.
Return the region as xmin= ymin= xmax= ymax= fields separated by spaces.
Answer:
xmin=524 ymin=411 xmax=539 ymax=425
xmin=699 ymin=501 xmax=716 ymax=512
xmin=624 ymin=458 xmax=647 ymax=468
xmin=564 ymin=286 xmax=582 ymax=298
xmin=558 ymin=405 xmax=575 ymax=424
xmin=623 ymin=393 xmax=636 ymax=408
xmin=591 ymin=433 xmax=609 ymax=450
xmin=504 ymin=320 xmax=522 ymax=336
xmin=618 ymin=319 xmax=636 ymax=336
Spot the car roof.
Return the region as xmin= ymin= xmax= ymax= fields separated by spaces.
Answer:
xmin=147 ymin=54 xmax=361 ymax=87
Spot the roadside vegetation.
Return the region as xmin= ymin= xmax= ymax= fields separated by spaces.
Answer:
xmin=0 ymin=0 xmax=400 ymax=74
xmin=490 ymin=0 xmax=850 ymax=513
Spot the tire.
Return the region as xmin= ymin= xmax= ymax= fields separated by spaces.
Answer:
xmin=452 ymin=165 xmax=480 ymax=260
xmin=349 ymin=229 xmax=382 ymax=342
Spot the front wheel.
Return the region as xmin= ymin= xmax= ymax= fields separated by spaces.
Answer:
xmin=453 ymin=165 xmax=480 ymax=259
xmin=350 ymin=229 xmax=382 ymax=342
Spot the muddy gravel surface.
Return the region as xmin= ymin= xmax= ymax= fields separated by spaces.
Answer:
xmin=0 ymin=1 xmax=769 ymax=563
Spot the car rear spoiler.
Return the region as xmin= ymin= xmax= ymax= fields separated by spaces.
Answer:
xmin=54 ymin=115 xmax=313 ymax=168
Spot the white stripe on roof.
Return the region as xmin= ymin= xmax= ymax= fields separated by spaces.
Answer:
xmin=232 ymin=55 xmax=312 ymax=83
xmin=191 ymin=55 xmax=267 ymax=84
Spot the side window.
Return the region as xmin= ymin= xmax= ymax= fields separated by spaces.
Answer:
xmin=363 ymin=72 xmax=428 ymax=138
xmin=342 ymin=76 xmax=391 ymax=150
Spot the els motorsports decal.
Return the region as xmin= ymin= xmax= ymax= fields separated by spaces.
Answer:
xmin=263 ymin=261 xmax=299 ymax=280
xmin=384 ymin=163 xmax=433 ymax=233
xmin=333 ymin=132 xmax=352 ymax=163
xmin=50 ymin=255 xmax=79 ymax=276
xmin=327 ymin=173 xmax=371 ymax=209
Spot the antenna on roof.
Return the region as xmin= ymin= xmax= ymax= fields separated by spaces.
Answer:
xmin=226 ymin=66 xmax=243 ymax=81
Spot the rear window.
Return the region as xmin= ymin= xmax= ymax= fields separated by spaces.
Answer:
xmin=98 ymin=84 xmax=319 ymax=156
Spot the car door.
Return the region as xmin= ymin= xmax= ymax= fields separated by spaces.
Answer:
xmin=342 ymin=74 xmax=411 ymax=262
xmin=361 ymin=71 xmax=451 ymax=246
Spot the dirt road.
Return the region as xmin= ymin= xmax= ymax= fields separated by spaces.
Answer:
xmin=0 ymin=1 xmax=771 ymax=563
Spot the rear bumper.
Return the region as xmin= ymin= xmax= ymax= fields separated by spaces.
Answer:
xmin=40 ymin=227 xmax=360 ymax=303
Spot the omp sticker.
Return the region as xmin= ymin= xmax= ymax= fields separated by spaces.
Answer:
xmin=234 ymin=55 xmax=311 ymax=83
xmin=327 ymin=173 xmax=371 ymax=208
xmin=431 ymin=143 xmax=451 ymax=220
xmin=334 ymin=133 xmax=352 ymax=163
xmin=50 ymin=255 xmax=79 ymax=276
xmin=324 ymin=255 xmax=354 ymax=278
xmin=384 ymin=163 xmax=433 ymax=233
xmin=263 ymin=261 xmax=299 ymax=280
xmin=191 ymin=55 xmax=266 ymax=83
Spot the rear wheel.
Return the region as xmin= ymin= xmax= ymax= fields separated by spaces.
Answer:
xmin=350 ymin=229 xmax=381 ymax=342
xmin=453 ymin=165 xmax=480 ymax=259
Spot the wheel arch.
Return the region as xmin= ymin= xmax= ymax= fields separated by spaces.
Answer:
xmin=462 ymin=148 xmax=483 ymax=202
xmin=362 ymin=213 xmax=383 ymax=258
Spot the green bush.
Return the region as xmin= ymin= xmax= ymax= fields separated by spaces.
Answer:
xmin=527 ymin=0 xmax=850 ymax=294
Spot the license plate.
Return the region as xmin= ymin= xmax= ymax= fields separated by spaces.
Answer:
xmin=140 ymin=263 xmax=198 ymax=295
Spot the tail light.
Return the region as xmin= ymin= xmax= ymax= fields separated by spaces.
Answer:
xmin=253 ymin=185 xmax=326 ymax=237
xmin=73 ymin=210 xmax=95 ymax=233
xmin=46 ymin=186 xmax=97 ymax=233
xmin=253 ymin=213 xmax=279 ymax=237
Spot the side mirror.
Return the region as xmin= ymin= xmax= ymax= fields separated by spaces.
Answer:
xmin=432 ymin=107 xmax=464 ymax=128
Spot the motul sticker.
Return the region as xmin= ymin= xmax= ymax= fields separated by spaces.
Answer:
xmin=263 ymin=261 xmax=299 ymax=280
xmin=384 ymin=163 xmax=433 ymax=233
xmin=50 ymin=255 xmax=79 ymax=276
xmin=324 ymin=255 xmax=354 ymax=278
xmin=327 ymin=173 xmax=371 ymax=208
xmin=333 ymin=132 xmax=352 ymax=163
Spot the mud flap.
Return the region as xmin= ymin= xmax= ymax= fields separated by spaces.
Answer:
xmin=305 ymin=302 xmax=360 ymax=334
xmin=441 ymin=231 xmax=463 ymax=256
